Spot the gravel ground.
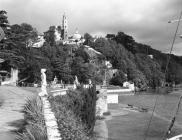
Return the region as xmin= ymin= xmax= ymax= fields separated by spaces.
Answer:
xmin=0 ymin=86 xmax=37 ymax=140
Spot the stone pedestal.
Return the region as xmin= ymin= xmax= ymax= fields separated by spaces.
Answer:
xmin=96 ymin=88 xmax=108 ymax=116
xmin=1 ymin=68 xmax=18 ymax=86
xmin=107 ymin=94 xmax=118 ymax=103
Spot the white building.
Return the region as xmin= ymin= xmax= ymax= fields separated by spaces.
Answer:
xmin=30 ymin=13 xmax=85 ymax=47
xmin=63 ymin=29 xmax=85 ymax=45
xmin=31 ymin=35 xmax=45 ymax=48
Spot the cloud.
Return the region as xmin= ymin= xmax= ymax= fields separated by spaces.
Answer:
xmin=0 ymin=0 xmax=182 ymax=55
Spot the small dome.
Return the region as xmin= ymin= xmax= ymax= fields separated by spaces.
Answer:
xmin=73 ymin=29 xmax=81 ymax=40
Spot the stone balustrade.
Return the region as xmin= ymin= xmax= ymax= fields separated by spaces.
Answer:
xmin=41 ymin=96 xmax=62 ymax=140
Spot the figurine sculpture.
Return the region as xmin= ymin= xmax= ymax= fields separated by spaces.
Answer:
xmin=53 ymin=76 xmax=58 ymax=84
xmin=51 ymin=76 xmax=58 ymax=88
xmin=73 ymin=76 xmax=80 ymax=89
xmin=39 ymin=69 xmax=48 ymax=96
xmin=75 ymin=76 xmax=80 ymax=85
xmin=88 ymin=79 xmax=92 ymax=87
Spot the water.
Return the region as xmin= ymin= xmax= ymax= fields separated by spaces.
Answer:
xmin=119 ymin=88 xmax=182 ymax=125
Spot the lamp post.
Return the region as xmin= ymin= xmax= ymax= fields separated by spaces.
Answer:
xmin=162 ymin=11 xmax=182 ymax=140
xmin=163 ymin=11 xmax=182 ymax=87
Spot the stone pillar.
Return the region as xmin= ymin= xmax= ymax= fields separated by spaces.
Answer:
xmin=11 ymin=68 xmax=18 ymax=86
xmin=96 ymin=88 xmax=108 ymax=117
xmin=1 ymin=68 xmax=18 ymax=86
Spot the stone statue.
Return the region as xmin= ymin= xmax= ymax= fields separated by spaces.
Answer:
xmin=53 ymin=76 xmax=58 ymax=84
xmin=103 ymin=79 xmax=106 ymax=86
xmin=51 ymin=76 xmax=58 ymax=88
xmin=39 ymin=69 xmax=48 ymax=96
xmin=74 ymin=76 xmax=80 ymax=86
xmin=88 ymin=79 xmax=92 ymax=87
xmin=73 ymin=76 xmax=80 ymax=89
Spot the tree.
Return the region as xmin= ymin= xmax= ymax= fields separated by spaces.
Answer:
xmin=75 ymin=46 xmax=90 ymax=63
xmin=44 ymin=26 xmax=56 ymax=46
xmin=83 ymin=33 xmax=93 ymax=46
xmin=106 ymin=34 xmax=115 ymax=40
xmin=71 ymin=57 xmax=93 ymax=83
xmin=0 ymin=10 xmax=25 ymax=70
xmin=114 ymin=32 xmax=136 ymax=53
xmin=0 ymin=10 xmax=9 ymax=29
xmin=0 ymin=10 xmax=12 ymax=49
xmin=109 ymin=70 xmax=127 ymax=86
xmin=135 ymin=53 xmax=164 ymax=88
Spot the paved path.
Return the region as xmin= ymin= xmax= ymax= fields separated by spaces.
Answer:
xmin=0 ymin=86 xmax=37 ymax=140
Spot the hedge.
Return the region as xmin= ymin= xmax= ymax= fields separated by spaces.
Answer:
xmin=49 ymin=85 xmax=96 ymax=139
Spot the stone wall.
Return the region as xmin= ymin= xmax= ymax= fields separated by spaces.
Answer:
xmin=1 ymin=68 xmax=18 ymax=86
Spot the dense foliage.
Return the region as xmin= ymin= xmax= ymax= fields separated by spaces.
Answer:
xmin=1 ymin=10 xmax=182 ymax=88
xmin=49 ymin=86 xmax=96 ymax=139
xmin=88 ymin=37 xmax=162 ymax=88
xmin=85 ymin=31 xmax=182 ymax=88
xmin=0 ymin=10 xmax=98 ymax=84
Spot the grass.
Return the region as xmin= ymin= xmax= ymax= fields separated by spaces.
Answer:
xmin=21 ymin=87 xmax=40 ymax=94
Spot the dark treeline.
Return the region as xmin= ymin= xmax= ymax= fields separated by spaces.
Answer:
xmin=86 ymin=32 xmax=182 ymax=89
xmin=1 ymin=10 xmax=182 ymax=89
xmin=0 ymin=10 xmax=100 ymax=85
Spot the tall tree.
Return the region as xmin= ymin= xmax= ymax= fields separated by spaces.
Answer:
xmin=83 ymin=33 xmax=93 ymax=46
xmin=44 ymin=26 xmax=56 ymax=46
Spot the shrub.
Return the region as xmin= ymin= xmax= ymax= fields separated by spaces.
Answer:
xmin=95 ymin=116 xmax=105 ymax=120
xmin=79 ymin=86 xmax=97 ymax=134
xmin=16 ymin=97 xmax=47 ymax=140
xmin=109 ymin=70 xmax=127 ymax=86
xmin=49 ymin=85 xmax=97 ymax=139
xmin=50 ymin=101 xmax=88 ymax=140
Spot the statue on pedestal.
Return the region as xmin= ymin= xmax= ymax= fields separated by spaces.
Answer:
xmin=39 ymin=69 xmax=48 ymax=97
xmin=88 ymin=79 xmax=92 ymax=87
xmin=53 ymin=76 xmax=58 ymax=84
xmin=51 ymin=76 xmax=58 ymax=88
xmin=73 ymin=76 xmax=80 ymax=89
xmin=103 ymin=80 xmax=106 ymax=86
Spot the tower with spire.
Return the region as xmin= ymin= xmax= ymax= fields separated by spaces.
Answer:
xmin=61 ymin=13 xmax=68 ymax=40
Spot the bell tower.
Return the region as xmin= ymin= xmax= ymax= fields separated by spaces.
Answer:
xmin=61 ymin=13 xmax=68 ymax=40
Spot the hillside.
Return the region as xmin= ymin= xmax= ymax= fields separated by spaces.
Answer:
xmin=85 ymin=32 xmax=182 ymax=88
xmin=1 ymin=10 xmax=182 ymax=89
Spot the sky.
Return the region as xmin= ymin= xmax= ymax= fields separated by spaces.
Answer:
xmin=0 ymin=0 xmax=182 ymax=55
